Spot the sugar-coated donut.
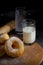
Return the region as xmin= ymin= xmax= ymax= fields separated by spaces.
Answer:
xmin=0 ymin=33 xmax=9 ymax=43
xmin=5 ymin=37 xmax=24 ymax=57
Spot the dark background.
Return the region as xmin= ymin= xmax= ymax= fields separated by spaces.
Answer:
xmin=0 ymin=1 xmax=43 ymax=31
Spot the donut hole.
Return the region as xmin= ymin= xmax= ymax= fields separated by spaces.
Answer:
xmin=12 ymin=41 xmax=19 ymax=49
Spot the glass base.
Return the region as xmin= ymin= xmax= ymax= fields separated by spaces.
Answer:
xmin=24 ymin=41 xmax=36 ymax=46
xmin=15 ymin=31 xmax=23 ymax=35
xmin=15 ymin=31 xmax=23 ymax=40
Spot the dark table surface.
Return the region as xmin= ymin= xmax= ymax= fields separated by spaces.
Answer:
xmin=36 ymin=30 xmax=43 ymax=48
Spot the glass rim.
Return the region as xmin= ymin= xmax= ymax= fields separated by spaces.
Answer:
xmin=15 ymin=7 xmax=26 ymax=10
xmin=26 ymin=19 xmax=36 ymax=25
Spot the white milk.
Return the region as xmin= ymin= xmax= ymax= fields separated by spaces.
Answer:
xmin=23 ymin=27 xmax=36 ymax=44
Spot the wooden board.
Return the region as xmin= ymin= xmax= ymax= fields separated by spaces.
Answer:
xmin=0 ymin=42 xmax=43 ymax=65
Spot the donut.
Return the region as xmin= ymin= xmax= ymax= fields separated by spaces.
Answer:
xmin=5 ymin=37 xmax=24 ymax=57
xmin=0 ymin=33 xmax=9 ymax=43
xmin=0 ymin=33 xmax=9 ymax=57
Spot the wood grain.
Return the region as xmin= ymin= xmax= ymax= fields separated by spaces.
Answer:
xmin=0 ymin=42 xmax=43 ymax=65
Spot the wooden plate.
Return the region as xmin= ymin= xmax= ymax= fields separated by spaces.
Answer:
xmin=0 ymin=42 xmax=43 ymax=65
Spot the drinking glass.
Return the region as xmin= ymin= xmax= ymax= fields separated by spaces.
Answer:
xmin=15 ymin=7 xmax=26 ymax=35
xmin=22 ymin=19 xmax=36 ymax=44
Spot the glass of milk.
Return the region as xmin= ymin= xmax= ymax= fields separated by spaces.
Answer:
xmin=23 ymin=19 xmax=36 ymax=44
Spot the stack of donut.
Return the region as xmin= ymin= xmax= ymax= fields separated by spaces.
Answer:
xmin=0 ymin=33 xmax=9 ymax=57
xmin=0 ymin=34 xmax=24 ymax=57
